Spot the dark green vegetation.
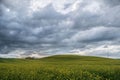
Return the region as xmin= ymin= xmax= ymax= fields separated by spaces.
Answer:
xmin=0 ymin=55 xmax=120 ymax=80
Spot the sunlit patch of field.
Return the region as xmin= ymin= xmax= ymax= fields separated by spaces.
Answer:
xmin=0 ymin=55 xmax=120 ymax=80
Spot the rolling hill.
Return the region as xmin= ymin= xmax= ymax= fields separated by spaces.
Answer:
xmin=0 ymin=55 xmax=120 ymax=80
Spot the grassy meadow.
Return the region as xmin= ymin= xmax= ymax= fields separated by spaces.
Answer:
xmin=0 ymin=55 xmax=120 ymax=80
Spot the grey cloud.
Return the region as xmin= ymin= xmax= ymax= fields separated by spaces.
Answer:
xmin=33 ymin=4 xmax=66 ymax=20
xmin=1 ymin=0 xmax=30 ymax=12
xmin=66 ymin=0 xmax=120 ymax=30
xmin=63 ymin=27 xmax=120 ymax=44
xmin=0 ymin=0 xmax=120 ymax=58
xmin=103 ymin=0 xmax=120 ymax=7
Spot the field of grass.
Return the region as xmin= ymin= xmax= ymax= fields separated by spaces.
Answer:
xmin=0 ymin=55 xmax=120 ymax=80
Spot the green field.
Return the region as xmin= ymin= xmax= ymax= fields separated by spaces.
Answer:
xmin=0 ymin=55 xmax=120 ymax=80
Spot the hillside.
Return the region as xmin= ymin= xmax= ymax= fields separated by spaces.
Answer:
xmin=0 ymin=55 xmax=120 ymax=80
xmin=41 ymin=55 xmax=112 ymax=61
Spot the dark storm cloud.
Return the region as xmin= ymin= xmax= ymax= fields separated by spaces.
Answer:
xmin=0 ymin=0 xmax=120 ymax=58
xmin=0 ymin=1 xmax=70 ymax=55
xmin=103 ymin=0 xmax=120 ymax=7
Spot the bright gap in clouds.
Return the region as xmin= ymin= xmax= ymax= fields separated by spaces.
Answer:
xmin=30 ymin=0 xmax=52 ymax=11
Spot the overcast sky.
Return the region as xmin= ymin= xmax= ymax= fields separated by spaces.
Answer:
xmin=0 ymin=0 xmax=120 ymax=58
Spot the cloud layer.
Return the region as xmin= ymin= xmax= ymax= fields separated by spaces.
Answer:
xmin=0 ymin=0 xmax=120 ymax=58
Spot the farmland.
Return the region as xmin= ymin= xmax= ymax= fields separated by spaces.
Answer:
xmin=0 ymin=55 xmax=120 ymax=80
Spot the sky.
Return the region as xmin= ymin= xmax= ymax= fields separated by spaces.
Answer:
xmin=0 ymin=0 xmax=120 ymax=58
